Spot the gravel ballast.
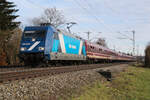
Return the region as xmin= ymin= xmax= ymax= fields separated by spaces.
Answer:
xmin=0 ymin=64 xmax=128 ymax=100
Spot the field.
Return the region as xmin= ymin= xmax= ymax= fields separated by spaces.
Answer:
xmin=71 ymin=65 xmax=150 ymax=100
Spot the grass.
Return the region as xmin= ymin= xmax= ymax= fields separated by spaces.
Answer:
xmin=71 ymin=66 xmax=150 ymax=100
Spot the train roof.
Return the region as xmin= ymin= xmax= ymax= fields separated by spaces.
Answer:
xmin=56 ymin=29 xmax=84 ymax=41
xmin=85 ymin=41 xmax=111 ymax=51
xmin=24 ymin=25 xmax=84 ymax=41
xmin=86 ymin=41 xmax=134 ymax=57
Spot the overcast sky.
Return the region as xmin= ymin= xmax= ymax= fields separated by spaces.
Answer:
xmin=9 ymin=0 xmax=150 ymax=55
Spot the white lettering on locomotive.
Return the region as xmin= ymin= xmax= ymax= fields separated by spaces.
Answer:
xmin=69 ymin=44 xmax=76 ymax=49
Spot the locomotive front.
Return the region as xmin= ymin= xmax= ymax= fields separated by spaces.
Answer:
xmin=19 ymin=26 xmax=48 ymax=64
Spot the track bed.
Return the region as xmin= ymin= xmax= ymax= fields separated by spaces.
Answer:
xmin=0 ymin=63 xmax=129 ymax=83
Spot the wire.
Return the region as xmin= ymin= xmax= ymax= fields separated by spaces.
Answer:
xmin=23 ymin=0 xmax=45 ymax=10
xmin=73 ymin=0 xmax=122 ymax=42
xmin=73 ymin=0 xmax=119 ymax=44
xmin=103 ymin=0 xmax=134 ymax=34
xmin=82 ymin=0 xmax=137 ymax=53
xmin=83 ymin=0 xmax=135 ymax=43
xmin=74 ymin=0 xmax=115 ymax=33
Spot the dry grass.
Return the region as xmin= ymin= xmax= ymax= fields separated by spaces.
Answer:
xmin=71 ymin=66 xmax=150 ymax=100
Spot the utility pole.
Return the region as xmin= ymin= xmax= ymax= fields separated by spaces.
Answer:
xmin=117 ymin=30 xmax=136 ymax=56
xmin=132 ymin=30 xmax=135 ymax=56
xmin=85 ymin=31 xmax=91 ymax=41
xmin=113 ymin=45 xmax=116 ymax=51
xmin=137 ymin=45 xmax=139 ymax=56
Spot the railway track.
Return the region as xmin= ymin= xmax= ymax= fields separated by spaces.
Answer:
xmin=0 ymin=63 xmax=128 ymax=83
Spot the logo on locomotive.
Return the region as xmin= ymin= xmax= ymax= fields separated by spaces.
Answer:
xmin=69 ymin=44 xmax=77 ymax=49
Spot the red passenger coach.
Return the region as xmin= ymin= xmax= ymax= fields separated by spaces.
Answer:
xmin=85 ymin=41 xmax=135 ymax=62
xmin=85 ymin=41 xmax=112 ymax=60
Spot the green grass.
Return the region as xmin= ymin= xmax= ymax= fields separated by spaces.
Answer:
xmin=71 ymin=66 xmax=150 ymax=100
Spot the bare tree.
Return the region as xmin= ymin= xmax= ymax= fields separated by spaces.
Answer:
xmin=31 ymin=7 xmax=66 ymax=28
xmin=96 ymin=38 xmax=108 ymax=47
xmin=145 ymin=43 xmax=150 ymax=67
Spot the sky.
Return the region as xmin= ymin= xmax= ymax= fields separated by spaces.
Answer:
xmin=9 ymin=0 xmax=150 ymax=56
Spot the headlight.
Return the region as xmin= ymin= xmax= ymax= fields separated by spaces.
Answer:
xmin=39 ymin=47 xmax=44 ymax=51
xmin=32 ymin=38 xmax=36 ymax=41
xmin=20 ymin=47 xmax=26 ymax=51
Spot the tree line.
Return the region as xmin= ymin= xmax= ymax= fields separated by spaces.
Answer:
xmin=0 ymin=0 xmax=20 ymax=65
xmin=145 ymin=44 xmax=150 ymax=67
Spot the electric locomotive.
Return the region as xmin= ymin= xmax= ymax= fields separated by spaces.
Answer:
xmin=19 ymin=25 xmax=86 ymax=64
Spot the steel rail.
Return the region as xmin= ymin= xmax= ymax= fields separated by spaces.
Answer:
xmin=0 ymin=63 xmax=127 ymax=83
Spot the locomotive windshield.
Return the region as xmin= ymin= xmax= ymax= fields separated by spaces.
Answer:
xmin=23 ymin=30 xmax=46 ymax=39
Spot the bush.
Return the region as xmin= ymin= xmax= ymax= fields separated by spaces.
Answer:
xmin=0 ymin=49 xmax=7 ymax=65
xmin=0 ymin=30 xmax=9 ymax=65
xmin=145 ymin=44 xmax=150 ymax=67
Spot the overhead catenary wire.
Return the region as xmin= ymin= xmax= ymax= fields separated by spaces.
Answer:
xmin=66 ymin=14 xmax=97 ymax=34
xmin=82 ymin=0 xmax=135 ymax=45
xmin=22 ymin=1 xmax=115 ymax=38
xmin=94 ymin=0 xmax=136 ymax=54
xmin=103 ymin=0 xmax=138 ymax=53
xmin=73 ymin=0 xmax=124 ymax=50
xmin=75 ymin=0 xmax=123 ymax=40
xmin=82 ymin=0 xmax=128 ymax=37
xmin=103 ymin=0 xmax=133 ymax=31
xmin=74 ymin=0 xmax=115 ymax=33
xmin=58 ymin=1 xmax=104 ymax=40
xmin=73 ymin=0 xmax=120 ymax=46
xmin=118 ymin=31 xmax=132 ymax=40
xmin=24 ymin=0 xmax=46 ymax=10
xmin=22 ymin=0 xmax=114 ymax=37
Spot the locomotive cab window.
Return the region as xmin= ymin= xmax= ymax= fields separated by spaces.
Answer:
xmin=23 ymin=30 xmax=46 ymax=39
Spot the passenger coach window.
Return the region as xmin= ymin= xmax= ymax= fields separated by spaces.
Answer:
xmin=99 ymin=49 xmax=102 ymax=51
xmin=90 ymin=46 xmax=92 ymax=49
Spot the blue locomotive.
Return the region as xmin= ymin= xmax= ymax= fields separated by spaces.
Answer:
xmin=19 ymin=25 xmax=86 ymax=64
